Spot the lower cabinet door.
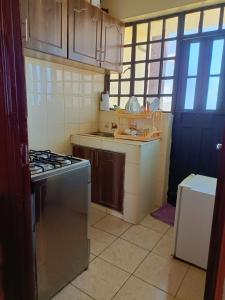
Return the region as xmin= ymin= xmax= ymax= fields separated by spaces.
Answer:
xmin=73 ymin=145 xmax=125 ymax=213
xmin=73 ymin=145 xmax=99 ymax=204
xmin=98 ymin=149 xmax=125 ymax=213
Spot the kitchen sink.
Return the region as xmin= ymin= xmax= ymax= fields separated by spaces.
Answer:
xmin=90 ymin=132 xmax=114 ymax=138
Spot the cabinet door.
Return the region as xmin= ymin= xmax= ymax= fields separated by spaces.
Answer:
xmin=101 ymin=13 xmax=125 ymax=72
xmin=98 ymin=150 xmax=125 ymax=213
xmin=73 ymin=145 xmax=99 ymax=204
xmin=68 ymin=0 xmax=102 ymax=66
xmin=21 ymin=0 xmax=67 ymax=57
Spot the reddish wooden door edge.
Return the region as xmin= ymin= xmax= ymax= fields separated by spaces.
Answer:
xmin=0 ymin=1 xmax=35 ymax=300
xmin=205 ymin=129 xmax=225 ymax=300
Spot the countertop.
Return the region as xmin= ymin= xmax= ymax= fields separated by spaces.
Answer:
xmin=71 ymin=133 xmax=160 ymax=147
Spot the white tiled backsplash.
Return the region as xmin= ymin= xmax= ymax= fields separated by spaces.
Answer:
xmin=25 ymin=57 xmax=104 ymax=154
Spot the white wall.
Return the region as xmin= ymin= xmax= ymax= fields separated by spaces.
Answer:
xmin=25 ymin=57 xmax=104 ymax=154
xmin=101 ymin=0 xmax=224 ymax=21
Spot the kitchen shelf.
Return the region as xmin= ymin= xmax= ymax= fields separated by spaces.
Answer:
xmin=114 ymin=109 xmax=162 ymax=142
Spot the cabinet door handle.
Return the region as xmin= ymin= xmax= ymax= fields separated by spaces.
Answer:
xmin=25 ymin=18 xmax=28 ymax=42
xmin=74 ymin=8 xmax=87 ymax=13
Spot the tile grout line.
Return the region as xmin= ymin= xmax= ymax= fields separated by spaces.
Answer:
xmin=70 ymin=284 xmax=97 ymax=300
xmin=150 ymin=225 xmax=174 ymax=254
xmin=174 ymin=263 xmax=191 ymax=299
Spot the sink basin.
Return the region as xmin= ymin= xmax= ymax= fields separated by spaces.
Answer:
xmin=90 ymin=132 xmax=114 ymax=138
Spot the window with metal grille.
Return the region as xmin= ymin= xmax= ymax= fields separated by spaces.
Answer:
xmin=107 ymin=4 xmax=225 ymax=112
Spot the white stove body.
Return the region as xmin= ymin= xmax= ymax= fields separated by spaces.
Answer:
xmin=173 ymin=174 xmax=217 ymax=269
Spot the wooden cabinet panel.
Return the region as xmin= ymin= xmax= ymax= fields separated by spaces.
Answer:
xmin=73 ymin=145 xmax=125 ymax=213
xmin=101 ymin=13 xmax=125 ymax=72
xmin=21 ymin=0 xmax=67 ymax=57
xmin=98 ymin=150 xmax=125 ymax=213
xmin=68 ymin=0 xmax=102 ymax=66
xmin=73 ymin=145 xmax=100 ymax=204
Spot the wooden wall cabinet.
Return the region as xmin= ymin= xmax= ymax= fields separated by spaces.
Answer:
xmin=73 ymin=145 xmax=125 ymax=213
xmin=20 ymin=0 xmax=68 ymax=57
xmin=68 ymin=0 xmax=102 ymax=66
xmin=20 ymin=0 xmax=124 ymax=71
xmin=101 ymin=12 xmax=124 ymax=72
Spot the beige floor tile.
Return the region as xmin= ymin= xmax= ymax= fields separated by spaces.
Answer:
xmin=99 ymin=238 xmax=148 ymax=273
xmin=113 ymin=276 xmax=174 ymax=300
xmin=152 ymin=235 xmax=174 ymax=258
xmin=72 ymin=257 xmax=129 ymax=300
xmin=94 ymin=215 xmax=131 ymax=236
xmin=176 ymin=266 xmax=206 ymax=300
xmin=121 ymin=225 xmax=163 ymax=250
xmin=89 ymin=253 xmax=96 ymax=262
xmin=89 ymin=207 xmax=107 ymax=225
xmin=165 ymin=227 xmax=175 ymax=239
xmin=134 ymin=253 xmax=189 ymax=296
xmin=89 ymin=227 xmax=116 ymax=255
xmin=52 ymin=284 xmax=93 ymax=300
xmin=140 ymin=216 xmax=170 ymax=234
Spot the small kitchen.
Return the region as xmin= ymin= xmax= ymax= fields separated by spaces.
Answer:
xmin=0 ymin=0 xmax=225 ymax=300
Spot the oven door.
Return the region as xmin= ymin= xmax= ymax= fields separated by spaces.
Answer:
xmin=32 ymin=165 xmax=89 ymax=300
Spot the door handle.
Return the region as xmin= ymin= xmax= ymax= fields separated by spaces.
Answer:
xmin=25 ymin=18 xmax=28 ymax=42
xmin=216 ymin=144 xmax=222 ymax=150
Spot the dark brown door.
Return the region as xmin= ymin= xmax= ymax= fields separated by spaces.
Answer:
xmin=68 ymin=0 xmax=102 ymax=66
xmin=168 ymin=37 xmax=225 ymax=205
xmin=73 ymin=145 xmax=100 ymax=204
xmin=21 ymin=0 xmax=67 ymax=57
xmin=98 ymin=149 xmax=125 ymax=213
xmin=205 ymin=134 xmax=225 ymax=300
xmin=0 ymin=0 xmax=35 ymax=299
xmin=101 ymin=12 xmax=124 ymax=72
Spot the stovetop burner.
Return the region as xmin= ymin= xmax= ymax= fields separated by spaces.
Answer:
xmin=29 ymin=150 xmax=82 ymax=175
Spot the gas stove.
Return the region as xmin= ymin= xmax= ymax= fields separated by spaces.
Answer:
xmin=29 ymin=150 xmax=83 ymax=176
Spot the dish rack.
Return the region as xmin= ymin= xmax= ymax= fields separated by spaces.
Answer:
xmin=114 ymin=109 xmax=162 ymax=142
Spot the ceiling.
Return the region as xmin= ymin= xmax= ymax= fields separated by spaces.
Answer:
xmin=101 ymin=0 xmax=225 ymax=21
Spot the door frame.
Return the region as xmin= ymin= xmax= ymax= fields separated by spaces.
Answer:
xmin=0 ymin=0 xmax=35 ymax=299
xmin=205 ymin=133 xmax=225 ymax=299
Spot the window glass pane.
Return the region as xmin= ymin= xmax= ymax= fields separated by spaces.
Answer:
xmin=162 ymin=60 xmax=175 ymax=77
xmin=134 ymin=80 xmax=145 ymax=94
xmin=123 ymin=47 xmax=132 ymax=63
xmin=120 ymin=97 xmax=129 ymax=109
xmin=161 ymin=79 xmax=173 ymax=94
xmin=184 ymin=78 xmax=196 ymax=109
xmin=188 ymin=43 xmax=200 ymax=76
xmin=137 ymin=97 xmax=144 ymax=107
xmin=147 ymin=80 xmax=159 ymax=94
xmin=121 ymin=65 xmax=131 ymax=79
xmin=164 ymin=41 xmax=177 ymax=57
xmin=184 ymin=12 xmax=200 ymax=35
xmin=124 ymin=26 xmax=133 ymax=45
xmin=110 ymin=81 xmax=119 ymax=95
xmin=210 ymin=39 xmax=224 ymax=75
xmin=160 ymin=96 xmax=172 ymax=111
xmin=109 ymin=97 xmax=118 ymax=108
xmin=110 ymin=72 xmax=119 ymax=80
xmin=206 ymin=76 xmax=220 ymax=110
xmin=149 ymin=42 xmax=162 ymax=60
xmin=150 ymin=20 xmax=163 ymax=41
xmin=203 ymin=8 xmax=220 ymax=32
xmin=135 ymin=63 xmax=146 ymax=78
xmin=136 ymin=23 xmax=148 ymax=43
xmin=165 ymin=17 xmax=178 ymax=38
xmin=136 ymin=45 xmax=147 ymax=61
xmin=148 ymin=61 xmax=160 ymax=77
xmin=121 ymin=81 xmax=130 ymax=95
